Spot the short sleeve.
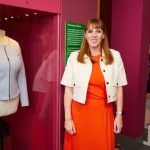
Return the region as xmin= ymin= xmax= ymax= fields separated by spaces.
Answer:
xmin=117 ymin=52 xmax=128 ymax=86
xmin=60 ymin=53 xmax=74 ymax=87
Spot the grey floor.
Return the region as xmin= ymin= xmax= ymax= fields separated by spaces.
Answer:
xmin=116 ymin=132 xmax=150 ymax=150
xmin=116 ymin=94 xmax=150 ymax=150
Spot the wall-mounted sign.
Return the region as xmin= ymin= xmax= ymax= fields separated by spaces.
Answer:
xmin=65 ymin=22 xmax=85 ymax=62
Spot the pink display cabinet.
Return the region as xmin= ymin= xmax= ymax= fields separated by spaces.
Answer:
xmin=0 ymin=3 xmax=61 ymax=150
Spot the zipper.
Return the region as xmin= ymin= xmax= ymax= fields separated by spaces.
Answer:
xmin=4 ymin=46 xmax=11 ymax=99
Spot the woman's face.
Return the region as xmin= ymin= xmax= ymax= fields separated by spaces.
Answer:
xmin=85 ymin=24 xmax=104 ymax=50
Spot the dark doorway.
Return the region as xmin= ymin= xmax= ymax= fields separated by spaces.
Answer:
xmin=100 ymin=0 xmax=112 ymax=45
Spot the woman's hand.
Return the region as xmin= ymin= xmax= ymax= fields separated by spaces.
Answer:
xmin=64 ymin=119 xmax=76 ymax=135
xmin=114 ymin=115 xmax=123 ymax=134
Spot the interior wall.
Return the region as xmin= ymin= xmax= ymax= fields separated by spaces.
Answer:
xmin=0 ymin=13 xmax=58 ymax=150
xmin=111 ymin=0 xmax=150 ymax=137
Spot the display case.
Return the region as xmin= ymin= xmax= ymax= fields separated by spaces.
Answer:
xmin=0 ymin=3 xmax=60 ymax=150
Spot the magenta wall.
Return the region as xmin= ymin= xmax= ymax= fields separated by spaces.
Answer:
xmin=111 ymin=0 xmax=150 ymax=137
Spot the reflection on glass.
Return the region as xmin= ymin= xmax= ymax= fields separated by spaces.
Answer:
xmin=31 ymin=49 xmax=57 ymax=150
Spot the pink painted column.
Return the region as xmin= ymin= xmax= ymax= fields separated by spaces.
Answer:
xmin=111 ymin=0 xmax=150 ymax=137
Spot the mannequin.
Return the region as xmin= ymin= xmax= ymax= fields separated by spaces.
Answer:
xmin=0 ymin=29 xmax=29 ymax=117
xmin=0 ymin=29 xmax=9 ymax=45
xmin=0 ymin=29 xmax=29 ymax=150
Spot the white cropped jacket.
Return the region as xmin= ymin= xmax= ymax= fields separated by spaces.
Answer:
xmin=61 ymin=49 xmax=127 ymax=103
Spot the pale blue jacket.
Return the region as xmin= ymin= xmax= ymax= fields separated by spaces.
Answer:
xmin=0 ymin=38 xmax=29 ymax=106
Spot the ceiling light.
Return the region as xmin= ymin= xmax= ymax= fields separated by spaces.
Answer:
xmin=25 ymin=14 xmax=29 ymax=17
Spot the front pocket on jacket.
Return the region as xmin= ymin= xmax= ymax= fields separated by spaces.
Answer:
xmin=110 ymin=83 xmax=118 ymax=99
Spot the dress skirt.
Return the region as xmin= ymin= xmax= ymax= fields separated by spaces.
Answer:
xmin=64 ymin=98 xmax=115 ymax=150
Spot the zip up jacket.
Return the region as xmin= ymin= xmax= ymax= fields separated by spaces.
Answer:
xmin=61 ymin=49 xmax=128 ymax=104
xmin=0 ymin=38 xmax=29 ymax=106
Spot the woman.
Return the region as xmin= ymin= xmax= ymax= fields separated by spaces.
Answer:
xmin=61 ymin=18 xmax=127 ymax=150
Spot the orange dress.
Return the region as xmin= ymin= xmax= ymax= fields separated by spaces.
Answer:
xmin=64 ymin=54 xmax=115 ymax=150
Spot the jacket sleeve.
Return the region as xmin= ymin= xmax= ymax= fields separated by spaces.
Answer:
xmin=17 ymin=47 xmax=29 ymax=106
xmin=61 ymin=52 xmax=74 ymax=87
xmin=117 ymin=52 xmax=128 ymax=86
